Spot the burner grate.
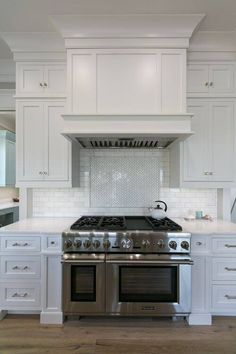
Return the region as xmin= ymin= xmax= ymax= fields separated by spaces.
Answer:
xmin=147 ymin=217 xmax=182 ymax=231
xmin=100 ymin=216 xmax=126 ymax=230
xmin=71 ymin=216 xmax=101 ymax=230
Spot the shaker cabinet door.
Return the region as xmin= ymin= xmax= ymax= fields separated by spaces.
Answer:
xmin=17 ymin=64 xmax=44 ymax=95
xmin=17 ymin=101 xmax=45 ymax=181
xmin=183 ymin=101 xmax=210 ymax=181
xmin=187 ymin=64 xmax=209 ymax=94
xmin=209 ymin=65 xmax=235 ymax=94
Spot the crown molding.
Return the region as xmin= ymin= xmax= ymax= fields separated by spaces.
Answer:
xmin=189 ymin=30 xmax=236 ymax=52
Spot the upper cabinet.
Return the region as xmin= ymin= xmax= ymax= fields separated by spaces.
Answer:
xmin=16 ymin=100 xmax=74 ymax=188
xmin=67 ymin=49 xmax=186 ymax=114
xmin=187 ymin=63 xmax=235 ymax=97
xmin=16 ymin=63 xmax=66 ymax=98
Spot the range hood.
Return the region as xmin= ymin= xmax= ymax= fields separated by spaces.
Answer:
xmin=62 ymin=113 xmax=193 ymax=149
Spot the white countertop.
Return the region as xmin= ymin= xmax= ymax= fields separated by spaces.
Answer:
xmin=0 ymin=216 xmax=236 ymax=235
xmin=0 ymin=202 xmax=19 ymax=211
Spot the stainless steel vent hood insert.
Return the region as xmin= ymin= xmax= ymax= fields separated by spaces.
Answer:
xmin=61 ymin=114 xmax=193 ymax=149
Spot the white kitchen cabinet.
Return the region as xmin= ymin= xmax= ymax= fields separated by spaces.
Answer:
xmin=17 ymin=100 xmax=71 ymax=187
xmin=187 ymin=63 xmax=235 ymax=96
xmin=16 ymin=63 xmax=66 ymax=97
xmin=170 ymin=99 xmax=235 ymax=188
xmin=67 ymin=48 xmax=186 ymax=114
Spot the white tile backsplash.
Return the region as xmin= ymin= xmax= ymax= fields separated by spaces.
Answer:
xmin=32 ymin=149 xmax=217 ymax=218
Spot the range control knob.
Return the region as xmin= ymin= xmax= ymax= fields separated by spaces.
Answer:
xmin=103 ymin=239 xmax=111 ymax=250
xmin=74 ymin=239 xmax=82 ymax=248
xmin=93 ymin=240 xmax=101 ymax=249
xmin=181 ymin=241 xmax=190 ymax=250
xmin=64 ymin=239 xmax=72 ymax=248
xmin=169 ymin=241 xmax=177 ymax=250
xmin=83 ymin=239 xmax=91 ymax=249
xmin=121 ymin=238 xmax=132 ymax=249
xmin=142 ymin=240 xmax=150 ymax=249
xmin=157 ymin=239 xmax=165 ymax=248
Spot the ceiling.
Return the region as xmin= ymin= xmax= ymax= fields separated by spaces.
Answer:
xmin=0 ymin=0 xmax=236 ymax=59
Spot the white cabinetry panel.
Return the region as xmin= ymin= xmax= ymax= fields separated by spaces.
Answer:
xmin=209 ymin=65 xmax=234 ymax=94
xmin=97 ymin=53 xmax=160 ymax=114
xmin=17 ymin=64 xmax=44 ymax=95
xmin=44 ymin=65 xmax=66 ymax=96
xmin=187 ymin=64 xmax=209 ymax=94
xmin=0 ymin=282 xmax=41 ymax=309
xmin=0 ymin=256 xmax=41 ymax=279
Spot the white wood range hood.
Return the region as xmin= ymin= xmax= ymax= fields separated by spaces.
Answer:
xmin=53 ymin=14 xmax=203 ymax=147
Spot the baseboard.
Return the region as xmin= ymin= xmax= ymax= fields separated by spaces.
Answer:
xmin=187 ymin=313 xmax=212 ymax=325
xmin=40 ymin=311 xmax=63 ymax=325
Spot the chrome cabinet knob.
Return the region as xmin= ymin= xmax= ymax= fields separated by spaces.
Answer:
xmin=169 ymin=241 xmax=177 ymax=250
xmin=103 ymin=239 xmax=111 ymax=250
xmin=64 ymin=239 xmax=72 ymax=248
xmin=83 ymin=239 xmax=91 ymax=248
xmin=73 ymin=239 xmax=82 ymax=248
xmin=181 ymin=241 xmax=190 ymax=250
xmin=142 ymin=239 xmax=150 ymax=248
xmin=93 ymin=240 xmax=101 ymax=249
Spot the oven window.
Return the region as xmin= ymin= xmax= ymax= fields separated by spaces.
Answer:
xmin=119 ymin=266 xmax=177 ymax=302
xmin=71 ymin=266 xmax=96 ymax=302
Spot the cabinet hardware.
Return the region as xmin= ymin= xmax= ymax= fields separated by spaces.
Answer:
xmin=43 ymin=171 xmax=48 ymax=175
xmin=12 ymin=242 xmax=30 ymax=247
xmin=44 ymin=83 xmax=47 ymax=87
xmin=50 ymin=241 xmax=55 ymax=245
xmin=12 ymin=292 xmax=28 ymax=298
xmin=209 ymin=172 xmax=213 ymax=175
xmin=225 ymin=244 xmax=236 ymax=248
xmin=225 ymin=294 xmax=236 ymax=300
xmin=39 ymin=83 xmax=43 ymax=87
xmin=209 ymin=82 xmax=213 ymax=87
xmin=225 ymin=267 xmax=236 ymax=271
xmin=39 ymin=171 xmax=43 ymax=175
xmin=204 ymin=172 xmax=210 ymax=175
xmin=12 ymin=265 xmax=30 ymax=271
xmin=196 ymin=242 xmax=202 ymax=246
xmin=205 ymin=82 xmax=209 ymax=86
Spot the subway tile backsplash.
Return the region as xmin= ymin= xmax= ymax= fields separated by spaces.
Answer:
xmin=32 ymin=149 xmax=217 ymax=218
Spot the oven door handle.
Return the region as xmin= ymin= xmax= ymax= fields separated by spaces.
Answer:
xmin=61 ymin=259 xmax=105 ymax=264
xmin=105 ymin=260 xmax=194 ymax=265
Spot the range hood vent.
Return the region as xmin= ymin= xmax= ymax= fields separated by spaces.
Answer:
xmin=76 ymin=136 xmax=175 ymax=149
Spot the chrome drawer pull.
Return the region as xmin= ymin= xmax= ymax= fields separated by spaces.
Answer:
xmin=12 ymin=292 xmax=28 ymax=298
xmin=12 ymin=266 xmax=30 ymax=271
xmin=50 ymin=241 xmax=55 ymax=245
xmin=12 ymin=242 xmax=30 ymax=247
xmin=225 ymin=244 xmax=236 ymax=248
xmin=196 ymin=242 xmax=202 ymax=246
xmin=225 ymin=267 xmax=236 ymax=271
xmin=225 ymin=295 xmax=236 ymax=300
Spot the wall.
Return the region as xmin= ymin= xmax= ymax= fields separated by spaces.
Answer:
xmin=32 ymin=149 xmax=217 ymax=218
xmin=0 ymin=187 xmax=18 ymax=202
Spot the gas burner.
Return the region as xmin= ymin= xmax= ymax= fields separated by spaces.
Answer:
xmin=100 ymin=216 xmax=126 ymax=230
xmin=71 ymin=216 xmax=101 ymax=230
xmin=147 ymin=217 xmax=182 ymax=231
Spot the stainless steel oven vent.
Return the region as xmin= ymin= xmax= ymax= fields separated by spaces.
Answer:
xmin=75 ymin=137 xmax=176 ymax=149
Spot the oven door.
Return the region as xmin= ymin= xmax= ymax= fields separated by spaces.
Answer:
xmin=106 ymin=254 xmax=193 ymax=315
xmin=62 ymin=254 xmax=105 ymax=315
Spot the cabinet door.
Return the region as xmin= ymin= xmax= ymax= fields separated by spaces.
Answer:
xmin=44 ymin=102 xmax=69 ymax=181
xmin=209 ymin=65 xmax=235 ymax=94
xmin=187 ymin=64 xmax=209 ymax=93
xmin=44 ymin=65 xmax=66 ymax=95
xmin=17 ymin=64 xmax=44 ymax=95
xmin=183 ymin=101 xmax=210 ymax=181
xmin=97 ymin=53 xmax=160 ymax=114
xmin=210 ymin=101 xmax=234 ymax=181
xmin=17 ymin=102 xmax=45 ymax=181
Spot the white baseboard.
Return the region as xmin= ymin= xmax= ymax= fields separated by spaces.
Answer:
xmin=187 ymin=313 xmax=212 ymax=325
xmin=40 ymin=311 xmax=63 ymax=325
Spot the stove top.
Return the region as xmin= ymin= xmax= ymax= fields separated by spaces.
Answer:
xmin=70 ymin=215 xmax=182 ymax=232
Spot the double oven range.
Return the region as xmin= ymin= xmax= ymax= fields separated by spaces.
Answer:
xmin=62 ymin=216 xmax=193 ymax=317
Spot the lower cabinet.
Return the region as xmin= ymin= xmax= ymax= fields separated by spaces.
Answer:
xmin=0 ymin=233 xmax=63 ymax=324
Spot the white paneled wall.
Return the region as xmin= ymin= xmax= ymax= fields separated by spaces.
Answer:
xmin=32 ymin=149 xmax=217 ymax=218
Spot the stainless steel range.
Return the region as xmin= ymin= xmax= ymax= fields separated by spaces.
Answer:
xmin=62 ymin=216 xmax=193 ymax=317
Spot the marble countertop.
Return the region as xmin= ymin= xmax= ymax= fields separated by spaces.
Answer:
xmin=0 ymin=216 xmax=236 ymax=235
xmin=0 ymin=202 xmax=19 ymax=211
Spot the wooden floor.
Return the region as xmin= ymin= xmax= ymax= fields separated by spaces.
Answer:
xmin=0 ymin=315 xmax=236 ymax=354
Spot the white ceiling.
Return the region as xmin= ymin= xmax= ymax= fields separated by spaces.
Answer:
xmin=0 ymin=0 xmax=236 ymax=58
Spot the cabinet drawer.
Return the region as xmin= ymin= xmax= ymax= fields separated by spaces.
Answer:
xmin=212 ymin=285 xmax=236 ymax=312
xmin=191 ymin=235 xmax=208 ymax=253
xmin=0 ymin=282 xmax=41 ymax=309
xmin=0 ymin=256 xmax=41 ymax=279
xmin=212 ymin=258 xmax=236 ymax=281
xmin=1 ymin=236 xmax=41 ymax=252
xmin=212 ymin=237 xmax=236 ymax=254
xmin=42 ymin=235 xmax=61 ymax=252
